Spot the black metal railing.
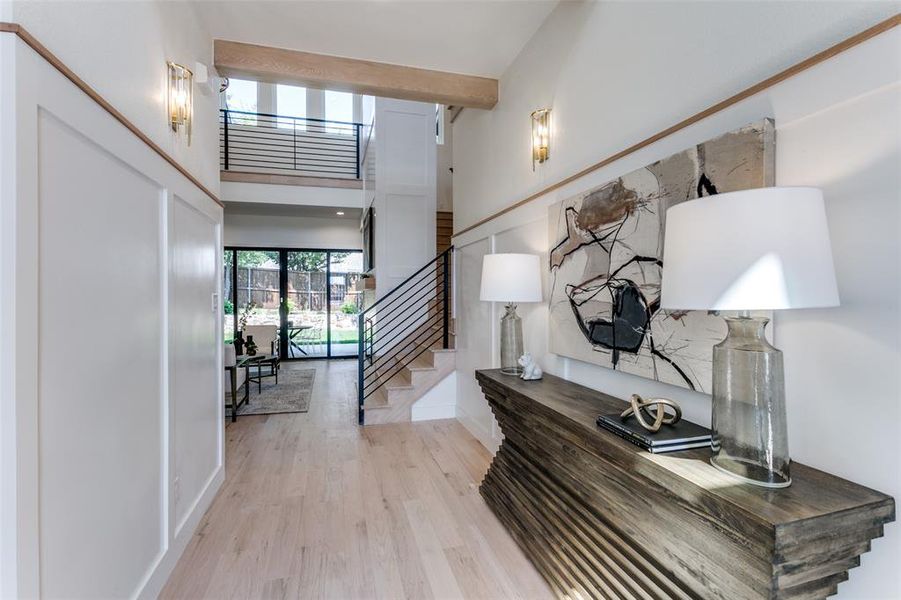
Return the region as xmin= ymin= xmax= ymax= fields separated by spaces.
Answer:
xmin=220 ymin=109 xmax=362 ymax=179
xmin=357 ymin=247 xmax=453 ymax=424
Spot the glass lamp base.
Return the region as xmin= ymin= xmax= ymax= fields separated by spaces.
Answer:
xmin=499 ymin=304 xmax=524 ymax=375
xmin=710 ymin=456 xmax=792 ymax=489
xmin=711 ymin=316 xmax=792 ymax=488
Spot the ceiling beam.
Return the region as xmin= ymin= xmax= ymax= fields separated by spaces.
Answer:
xmin=214 ymin=39 xmax=498 ymax=109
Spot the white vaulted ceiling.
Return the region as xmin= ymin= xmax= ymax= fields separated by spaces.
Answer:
xmin=190 ymin=0 xmax=559 ymax=78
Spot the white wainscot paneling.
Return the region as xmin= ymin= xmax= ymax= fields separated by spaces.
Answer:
xmin=382 ymin=107 xmax=430 ymax=186
xmin=1 ymin=34 xmax=224 ymax=600
xmin=384 ymin=192 xmax=429 ymax=281
xmin=169 ymin=197 xmax=221 ymax=536
xmin=454 ymin=238 xmax=499 ymax=452
xmin=37 ymin=109 xmax=164 ymax=599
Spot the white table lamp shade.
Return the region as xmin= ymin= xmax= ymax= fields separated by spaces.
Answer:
xmin=480 ymin=253 xmax=543 ymax=303
xmin=661 ymin=187 xmax=840 ymax=311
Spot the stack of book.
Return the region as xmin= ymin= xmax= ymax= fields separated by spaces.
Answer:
xmin=596 ymin=413 xmax=712 ymax=454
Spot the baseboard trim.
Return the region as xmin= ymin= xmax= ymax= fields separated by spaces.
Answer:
xmin=136 ymin=465 xmax=225 ymax=600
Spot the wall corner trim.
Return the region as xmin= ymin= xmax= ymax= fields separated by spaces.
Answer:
xmin=451 ymin=12 xmax=901 ymax=239
xmin=0 ymin=22 xmax=223 ymax=208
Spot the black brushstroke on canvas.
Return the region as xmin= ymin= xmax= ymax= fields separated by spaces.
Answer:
xmin=551 ymin=181 xmax=710 ymax=391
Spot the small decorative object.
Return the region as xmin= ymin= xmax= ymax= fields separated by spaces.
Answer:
xmin=662 ymin=187 xmax=840 ymax=488
xmin=167 ymin=61 xmax=193 ymax=145
xmin=620 ymin=394 xmax=682 ymax=433
xmin=530 ymin=108 xmax=551 ymax=170
xmin=517 ymin=353 xmax=543 ymax=380
xmin=234 ymin=330 xmax=245 ymax=356
xmin=597 ymin=412 xmax=712 ymax=454
xmin=244 ymin=335 xmax=257 ymax=356
xmin=480 ymin=253 xmax=543 ymax=375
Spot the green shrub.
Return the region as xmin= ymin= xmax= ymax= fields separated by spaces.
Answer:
xmin=340 ymin=301 xmax=359 ymax=314
xmin=223 ymin=299 xmax=234 ymax=315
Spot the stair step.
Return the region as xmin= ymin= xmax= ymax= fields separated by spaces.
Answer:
xmin=363 ymin=387 xmax=389 ymax=409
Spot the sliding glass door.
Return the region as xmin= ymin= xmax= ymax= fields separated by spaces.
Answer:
xmin=329 ymin=252 xmax=363 ymax=356
xmin=223 ymin=247 xmax=362 ymax=359
xmin=286 ymin=251 xmax=328 ymax=358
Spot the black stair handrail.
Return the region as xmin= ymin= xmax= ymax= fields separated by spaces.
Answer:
xmin=357 ymin=246 xmax=453 ymax=424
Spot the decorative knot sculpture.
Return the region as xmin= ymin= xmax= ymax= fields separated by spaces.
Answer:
xmin=517 ymin=353 xmax=543 ymax=380
xmin=620 ymin=394 xmax=682 ymax=433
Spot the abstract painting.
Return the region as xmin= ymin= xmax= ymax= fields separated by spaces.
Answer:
xmin=548 ymin=120 xmax=775 ymax=393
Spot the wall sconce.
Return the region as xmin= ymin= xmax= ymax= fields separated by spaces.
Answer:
xmin=531 ymin=108 xmax=551 ymax=170
xmin=167 ymin=62 xmax=193 ymax=145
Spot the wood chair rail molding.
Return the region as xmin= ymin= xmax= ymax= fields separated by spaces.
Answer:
xmin=214 ymin=39 xmax=499 ymax=110
xmin=476 ymin=369 xmax=895 ymax=599
xmin=0 ymin=22 xmax=223 ymax=208
xmin=453 ymin=13 xmax=901 ymax=238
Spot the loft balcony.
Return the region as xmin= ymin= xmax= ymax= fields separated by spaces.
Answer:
xmin=219 ymin=109 xmax=364 ymax=189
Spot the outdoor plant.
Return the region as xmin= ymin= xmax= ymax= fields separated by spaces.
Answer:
xmin=340 ymin=301 xmax=359 ymax=315
xmin=223 ymin=299 xmax=234 ymax=315
xmin=238 ymin=301 xmax=258 ymax=331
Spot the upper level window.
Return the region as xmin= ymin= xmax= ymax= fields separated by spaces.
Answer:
xmin=325 ymin=90 xmax=354 ymax=134
xmin=276 ymin=84 xmax=307 ymax=129
xmin=225 ymin=78 xmax=258 ymax=126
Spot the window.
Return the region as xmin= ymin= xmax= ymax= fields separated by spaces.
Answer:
xmin=276 ymin=84 xmax=307 ymax=129
xmin=325 ymin=90 xmax=354 ymax=134
xmin=225 ymin=78 xmax=258 ymax=125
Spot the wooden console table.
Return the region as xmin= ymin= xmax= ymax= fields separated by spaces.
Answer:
xmin=476 ymin=369 xmax=894 ymax=600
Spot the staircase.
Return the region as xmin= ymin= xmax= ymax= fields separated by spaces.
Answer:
xmin=357 ymin=247 xmax=454 ymax=424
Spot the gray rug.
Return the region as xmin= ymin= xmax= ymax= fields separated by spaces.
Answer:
xmin=236 ymin=368 xmax=316 ymax=416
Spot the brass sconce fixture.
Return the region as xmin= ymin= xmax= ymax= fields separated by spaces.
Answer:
xmin=530 ymin=108 xmax=551 ymax=170
xmin=167 ymin=62 xmax=193 ymax=145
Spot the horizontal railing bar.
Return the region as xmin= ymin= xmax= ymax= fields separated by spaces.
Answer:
xmin=366 ymin=288 xmax=445 ymax=345
xmin=363 ymin=263 xmax=443 ymax=317
xmin=361 ymin=250 xmax=451 ymax=316
xmin=224 ymin=160 xmax=356 ymax=172
xmin=223 ymin=150 xmax=358 ymax=165
xmin=364 ymin=310 xmax=445 ymax=375
xmin=362 ymin=268 xmax=444 ymax=326
xmin=222 ymin=108 xmax=363 ymax=127
xmin=365 ymin=302 xmax=446 ymax=362
xmin=221 ymin=134 xmax=357 ymax=151
xmin=222 ymin=157 xmax=357 ymax=171
xmin=220 ymin=117 xmax=356 ymax=130
xmin=222 ymin=127 xmax=358 ymax=142
xmin=222 ymin=165 xmax=357 ymax=177
xmin=363 ymin=330 xmax=443 ymax=396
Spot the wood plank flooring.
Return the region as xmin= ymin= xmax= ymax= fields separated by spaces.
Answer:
xmin=161 ymin=360 xmax=552 ymax=599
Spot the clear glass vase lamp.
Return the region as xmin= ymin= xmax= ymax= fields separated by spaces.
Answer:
xmin=479 ymin=253 xmax=543 ymax=375
xmin=662 ymin=188 xmax=840 ymax=488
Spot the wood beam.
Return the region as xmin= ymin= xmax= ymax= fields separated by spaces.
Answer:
xmin=214 ymin=39 xmax=498 ymax=110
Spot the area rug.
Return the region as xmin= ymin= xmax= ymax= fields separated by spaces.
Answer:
xmin=235 ymin=368 xmax=316 ymax=416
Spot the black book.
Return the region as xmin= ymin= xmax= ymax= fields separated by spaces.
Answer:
xmin=596 ymin=413 xmax=712 ymax=451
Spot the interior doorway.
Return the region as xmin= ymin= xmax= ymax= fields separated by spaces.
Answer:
xmin=223 ymin=247 xmax=363 ymax=359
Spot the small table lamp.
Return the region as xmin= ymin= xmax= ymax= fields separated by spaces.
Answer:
xmin=480 ymin=253 xmax=543 ymax=375
xmin=661 ymin=187 xmax=840 ymax=488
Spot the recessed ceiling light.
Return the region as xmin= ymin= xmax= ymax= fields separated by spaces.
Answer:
xmin=336 ymin=211 xmax=345 ymax=216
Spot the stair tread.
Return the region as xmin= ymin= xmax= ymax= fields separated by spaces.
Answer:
xmin=363 ymin=387 xmax=389 ymax=409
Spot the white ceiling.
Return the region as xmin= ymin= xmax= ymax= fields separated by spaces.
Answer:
xmin=191 ymin=0 xmax=559 ymax=78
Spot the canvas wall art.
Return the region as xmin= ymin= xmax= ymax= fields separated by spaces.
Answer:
xmin=548 ymin=119 xmax=775 ymax=393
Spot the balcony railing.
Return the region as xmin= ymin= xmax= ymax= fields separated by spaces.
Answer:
xmin=220 ymin=109 xmax=362 ymax=180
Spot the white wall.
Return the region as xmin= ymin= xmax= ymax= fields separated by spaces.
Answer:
xmin=224 ymin=211 xmax=361 ymax=249
xmin=1 ymin=30 xmax=223 ymax=600
xmin=369 ymin=97 xmax=438 ymax=292
xmin=221 ymin=180 xmax=362 ymax=208
xmin=8 ymin=0 xmax=221 ymax=193
xmin=452 ymin=4 xmax=900 ymax=598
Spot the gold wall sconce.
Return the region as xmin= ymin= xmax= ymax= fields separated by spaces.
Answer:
xmin=167 ymin=62 xmax=193 ymax=145
xmin=531 ymin=108 xmax=551 ymax=170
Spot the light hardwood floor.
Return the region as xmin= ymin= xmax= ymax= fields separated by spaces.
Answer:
xmin=161 ymin=360 xmax=552 ymax=599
